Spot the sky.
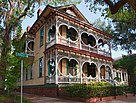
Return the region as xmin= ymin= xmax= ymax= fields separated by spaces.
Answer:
xmin=22 ymin=1 xmax=129 ymax=59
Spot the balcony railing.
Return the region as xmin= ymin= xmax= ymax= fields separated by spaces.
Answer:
xmin=58 ymin=36 xmax=79 ymax=48
xmin=46 ymin=37 xmax=56 ymax=48
xmin=82 ymin=74 xmax=98 ymax=84
xmin=81 ymin=44 xmax=97 ymax=53
xmin=58 ymin=74 xmax=80 ymax=83
xmin=46 ymin=36 xmax=111 ymax=57
xmin=98 ymin=49 xmax=111 ymax=57
xmin=46 ymin=74 xmax=55 ymax=83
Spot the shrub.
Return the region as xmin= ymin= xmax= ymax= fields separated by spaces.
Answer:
xmin=64 ymin=83 xmax=134 ymax=98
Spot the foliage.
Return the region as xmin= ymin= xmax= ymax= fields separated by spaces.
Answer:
xmin=4 ymin=54 xmax=21 ymax=93
xmin=64 ymin=84 xmax=134 ymax=98
xmin=0 ymin=94 xmax=31 ymax=103
xmin=85 ymin=0 xmax=136 ymax=52
xmin=89 ymin=81 xmax=112 ymax=86
xmin=93 ymin=18 xmax=113 ymax=34
xmin=0 ymin=95 xmax=7 ymax=101
xmin=114 ymin=55 xmax=136 ymax=74
xmin=15 ymin=95 xmax=32 ymax=103
xmin=85 ymin=0 xmax=136 ymax=15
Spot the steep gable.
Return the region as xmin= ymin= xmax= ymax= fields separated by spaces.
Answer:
xmin=55 ymin=5 xmax=89 ymax=23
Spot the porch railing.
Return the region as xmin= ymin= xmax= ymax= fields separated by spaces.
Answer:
xmin=46 ymin=37 xmax=56 ymax=48
xmin=82 ymin=74 xmax=98 ymax=83
xmin=58 ymin=36 xmax=79 ymax=48
xmin=98 ymin=49 xmax=111 ymax=57
xmin=58 ymin=75 xmax=80 ymax=83
xmin=46 ymin=74 xmax=55 ymax=83
xmin=46 ymin=36 xmax=111 ymax=57
xmin=81 ymin=44 xmax=97 ymax=53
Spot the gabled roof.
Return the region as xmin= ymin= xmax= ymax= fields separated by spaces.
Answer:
xmin=28 ymin=4 xmax=111 ymax=39
xmin=54 ymin=4 xmax=90 ymax=23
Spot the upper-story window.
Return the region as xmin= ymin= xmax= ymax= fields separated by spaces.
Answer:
xmin=48 ymin=25 xmax=56 ymax=42
xmin=40 ymin=27 xmax=44 ymax=47
xmin=59 ymin=25 xmax=78 ymax=41
xmin=39 ymin=57 xmax=44 ymax=77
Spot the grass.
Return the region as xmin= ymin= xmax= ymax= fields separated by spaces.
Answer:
xmin=15 ymin=95 xmax=32 ymax=103
xmin=0 ymin=94 xmax=32 ymax=103
xmin=0 ymin=95 xmax=7 ymax=101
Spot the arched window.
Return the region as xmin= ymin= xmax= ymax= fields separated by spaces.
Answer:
xmin=48 ymin=58 xmax=55 ymax=76
xmin=48 ymin=25 xmax=56 ymax=42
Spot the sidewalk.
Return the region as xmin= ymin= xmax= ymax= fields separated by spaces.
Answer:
xmin=22 ymin=93 xmax=85 ymax=103
xmin=98 ymin=96 xmax=136 ymax=103
xmin=21 ymin=93 xmax=136 ymax=103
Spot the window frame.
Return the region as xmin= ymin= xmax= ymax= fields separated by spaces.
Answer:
xmin=40 ymin=26 xmax=44 ymax=47
xmin=39 ymin=57 xmax=44 ymax=77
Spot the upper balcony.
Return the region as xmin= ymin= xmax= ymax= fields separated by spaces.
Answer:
xmin=46 ymin=25 xmax=111 ymax=57
xmin=24 ymin=33 xmax=34 ymax=57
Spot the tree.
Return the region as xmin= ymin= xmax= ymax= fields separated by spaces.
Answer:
xmin=93 ymin=18 xmax=113 ymax=34
xmin=85 ymin=0 xmax=136 ymax=52
xmin=85 ymin=0 xmax=136 ymax=14
xmin=0 ymin=0 xmax=78 ymax=90
xmin=114 ymin=54 xmax=136 ymax=85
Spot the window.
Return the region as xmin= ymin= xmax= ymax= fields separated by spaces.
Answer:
xmin=48 ymin=59 xmax=55 ymax=76
xmin=40 ymin=27 xmax=44 ymax=47
xmin=39 ymin=57 xmax=44 ymax=77
xmin=30 ymin=64 xmax=34 ymax=79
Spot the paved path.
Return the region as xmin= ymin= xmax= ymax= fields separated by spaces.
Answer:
xmin=23 ymin=93 xmax=84 ymax=103
xmin=98 ymin=96 xmax=136 ymax=103
xmin=22 ymin=93 xmax=136 ymax=103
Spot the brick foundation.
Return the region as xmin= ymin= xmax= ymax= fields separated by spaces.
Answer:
xmin=19 ymin=84 xmax=58 ymax=97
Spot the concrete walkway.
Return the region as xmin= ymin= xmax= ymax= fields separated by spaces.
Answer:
xmin=22 ymin=93 xmax=136 ymax=103
xmin=98 ymin=96 xmax=136 ymax=103
xmin=23 ymin=93 xmax=84 ymax=103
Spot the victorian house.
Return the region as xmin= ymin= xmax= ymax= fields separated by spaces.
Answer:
xmin=20 ymin=5 xmax=128 ymax=95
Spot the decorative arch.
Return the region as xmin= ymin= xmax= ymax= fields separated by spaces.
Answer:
xmin=81 ymin=32 xmax=96 ymax=47
xmin=68 ymin=27 xmax=78 ymax=41
xmin=48 ymin=25 xmax=56 ymax=42
xmin=82 ymin=62 xmax=98 ymax=78
xmin=58 ymin=24 xmax=78 ymax=41
xmin=26 ymin=40 xmax=34 ymax=52
xmin=58 ymin=57 xmax=79 ymax=76
xmin=100 ymin=65 xmax=106 ymax=79
xmin=98 ymin=39 xmax=104 ymax=47
xmin=58 ymin=24 xmax=68 ymax=38
xmin=105 ymin=66 xmax=112 ymax=80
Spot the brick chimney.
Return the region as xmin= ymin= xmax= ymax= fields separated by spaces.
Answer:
xmin=27 ymin=26 xmax=30 ymax=32
xmin=37 ymin=9 xmax=42 ymax=19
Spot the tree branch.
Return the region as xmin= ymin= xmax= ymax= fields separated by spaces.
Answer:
xmin=17 ymin=0 xmax=32 ymax=20
xmin=8 ymin=0 xmax=14 ymax=7
xmin=104 ymin=0 xmax=128 ymax=14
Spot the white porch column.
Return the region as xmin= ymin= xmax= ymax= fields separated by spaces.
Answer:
xmin=120 ymin=72 xmax=123 ymax=82
xmin=80 ymin=59 xmax=82 ymax=84
xmin=55 ymin=16 xmax=58 ymax=44
xmin=55 ymin=50 xmax=58 ymax=84
xmin=126 ymin=73 xmax=128 ymax=82
xmin=98 ymin=65 xmax=101 ymax=82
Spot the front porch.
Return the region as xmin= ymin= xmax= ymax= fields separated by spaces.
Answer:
xmin=45 ymin=57 xmax=118 ymax=85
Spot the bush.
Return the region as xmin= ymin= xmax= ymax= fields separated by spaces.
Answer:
xmin=64 ymin=83 xmax=134 ymax=98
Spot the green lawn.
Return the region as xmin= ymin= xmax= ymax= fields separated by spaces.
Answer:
xmin=0 ymin=95 xmax=32 ymax=103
